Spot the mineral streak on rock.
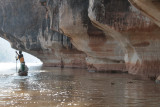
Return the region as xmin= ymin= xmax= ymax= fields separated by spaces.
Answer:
xmin=129 ymin=0 xmax=160 ymax=27
xmin=88 ymin=0 xmax=160 ymax=76
xmin=0 ymin=0 xmax=160 ymax=76
xmin=58 ymin=0 xmax=126 ymax=72
xmin=0 ymin=0 xmax=86 ymax=68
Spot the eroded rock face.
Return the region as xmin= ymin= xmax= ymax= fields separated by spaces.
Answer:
xmin=0 ymin=0 xmax=160 ymax=76
xmin=0 ymin=0 xmax=86 ymax=68
xmin=88 ymin=0 xmax=160 ymax=77
xmin=129 ymin=0 xmax=160 ymax=27
xmin=57 ymin=0 xmax=125 ymax=71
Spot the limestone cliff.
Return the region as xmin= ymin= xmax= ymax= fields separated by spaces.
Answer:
xmin=88 ymin=0 xmax=160 ymax=77
xmin=0 ymin=0 xmax=160 ymax=77
xmin=0 ymin=0 xmax=86 ymax=68
xmin=129 ymin=0 xmax=160 ymax=27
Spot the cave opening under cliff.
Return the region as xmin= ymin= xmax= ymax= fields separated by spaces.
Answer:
xmin=0 ymin=37 xmax=42 ymax=64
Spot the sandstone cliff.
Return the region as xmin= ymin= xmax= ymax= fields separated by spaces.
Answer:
xmin=0 ymin=0 xmax=160 ymax=77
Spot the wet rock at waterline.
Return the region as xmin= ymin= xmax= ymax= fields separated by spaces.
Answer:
xmin=0 ymin=0 xmax=160 ymax=76
xmin=156 ymin=76 xmax=160 ymax=84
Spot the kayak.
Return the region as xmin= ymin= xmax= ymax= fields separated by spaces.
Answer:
xmin=18 ymin=71 xmax=28 ymax=76
xmin=18 ymin=65 xmax=28 ymax=76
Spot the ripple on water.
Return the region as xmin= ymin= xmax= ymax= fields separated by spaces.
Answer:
xmin=0 ymin=65 xmax=160 ymax=106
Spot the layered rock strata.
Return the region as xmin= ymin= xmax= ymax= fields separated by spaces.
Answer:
xmin=0 ymin=0 xmax=160 ymax=77
xmin=88 ymin=0 xmax=160 ymax=77
xmin=57 ymin=0 xmax=125 ymax=71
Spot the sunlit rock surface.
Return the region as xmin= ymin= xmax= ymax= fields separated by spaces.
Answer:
xmin=0 ymin=0 xmax=160 ymax=76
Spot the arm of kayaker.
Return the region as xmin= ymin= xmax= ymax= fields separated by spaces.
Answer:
xmin=15 ymin=51 xmax=19 ymax=60
xmin=16 ymin=51 xmax=19 ymax=55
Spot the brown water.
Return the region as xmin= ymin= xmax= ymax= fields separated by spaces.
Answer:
xmin=0 ymin=63 xmax=160 ymax=107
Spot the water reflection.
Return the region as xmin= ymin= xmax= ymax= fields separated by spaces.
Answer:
xmin=0 ymin=64 xmax=160 ymax=107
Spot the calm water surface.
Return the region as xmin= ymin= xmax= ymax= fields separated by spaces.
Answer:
xmin=0 ymin=63 xmax=160 ymax=107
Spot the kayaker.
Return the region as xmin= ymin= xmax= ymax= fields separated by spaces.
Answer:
xmin=16 ymin=51 xmax=25 ymax=72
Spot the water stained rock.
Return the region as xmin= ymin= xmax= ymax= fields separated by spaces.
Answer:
xmin=0 ymin=0 xmax=160 ymax=76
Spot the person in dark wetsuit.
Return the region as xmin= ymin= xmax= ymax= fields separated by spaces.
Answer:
xmin=16 ymin=51 xmax=25 ymax=72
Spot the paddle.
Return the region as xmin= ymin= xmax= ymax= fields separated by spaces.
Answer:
xmin=15 ymin=51 xmax=18 ymax=73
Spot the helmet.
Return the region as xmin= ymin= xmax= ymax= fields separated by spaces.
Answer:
xmin=19 ymin=51 xmax=22 ymax=54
